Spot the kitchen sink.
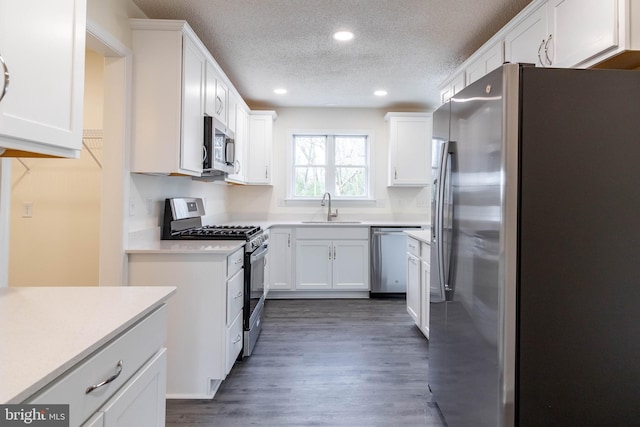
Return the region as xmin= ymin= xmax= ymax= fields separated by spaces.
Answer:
xmin=301 ymin=220 xmax=362 ymax=224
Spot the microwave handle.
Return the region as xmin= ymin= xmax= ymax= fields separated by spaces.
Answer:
xmin=202 ymin=145 xmax=207 ymax=162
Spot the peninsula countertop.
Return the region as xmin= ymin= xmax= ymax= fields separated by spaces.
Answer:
xmin=0 ymin=286 xmax=175 ymax=404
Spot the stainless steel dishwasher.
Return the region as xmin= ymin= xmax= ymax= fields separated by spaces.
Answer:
xmin=370 ymin=226 xmax=421 ymax=297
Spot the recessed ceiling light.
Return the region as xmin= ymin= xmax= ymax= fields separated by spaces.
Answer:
xmin=374 ymin=90 xmax=388 ymax=97
xmin=274 ymin=88 xmax=287 ymax=95
xmin=333 ymin=31 xmax=354 ymax=41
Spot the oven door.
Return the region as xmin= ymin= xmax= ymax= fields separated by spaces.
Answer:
xmin=243 ymin=242 xmax=268 ymax=357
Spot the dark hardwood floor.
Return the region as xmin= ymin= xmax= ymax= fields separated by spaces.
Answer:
xmin=166 ymin=298 xmax=446 ymax=426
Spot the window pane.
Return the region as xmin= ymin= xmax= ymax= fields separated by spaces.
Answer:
xmin=335 ymin=136 xmax=366 ymax=166
xmin=295 ymin=167 xmax=326 ymax=196
xmin=335 ymin=167 xmax=365 ymax=197
xmin=294 ymin=136 xmax=326 ymax=166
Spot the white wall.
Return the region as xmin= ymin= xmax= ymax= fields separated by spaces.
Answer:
xmin=226 ymin=107 xmax=431 ymax=222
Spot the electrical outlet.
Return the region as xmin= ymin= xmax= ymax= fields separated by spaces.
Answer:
xmin=22 ymin=202 xmax=33 ymax=218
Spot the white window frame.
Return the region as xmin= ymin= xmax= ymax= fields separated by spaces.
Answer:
xmin=287 ymin=129 xmax=374 ymax=201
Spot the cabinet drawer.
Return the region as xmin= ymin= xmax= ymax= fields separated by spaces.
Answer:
xmin=296 ymin=227 xmax=369 ymax=240
xmin=407 ymin=237 xmax=420 ymax=257
xmin=225 ymin=311 xmax=243 ymax=375
xmin=421 ymin=242 xmax=431 ymax=262
xmin=227 ymin=248 xmax=244 ymax=278
xmin=29 ymin=306 xmax=167 ymax=427
xmin=226 ymin=268 xmax=244 ymax=325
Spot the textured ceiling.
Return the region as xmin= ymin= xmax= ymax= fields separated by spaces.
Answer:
xmin=131 ymin=0 xmax=533 ymax=111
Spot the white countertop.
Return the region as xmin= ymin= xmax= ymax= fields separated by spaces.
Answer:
xmin=127 ymin=222 xmax=430 ymax=253
xmin=126 ymin=238 xmax=245 ymax=254
xmin=404 ymin=229 xmax=432 ymax=244
xmin=0 ymin=286 xmax=175 ymax=404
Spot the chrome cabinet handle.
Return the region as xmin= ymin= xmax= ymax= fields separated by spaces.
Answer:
xmin=544 ymin=34 xmax=553 ymax=66
xmin=234 ymin=291 xmax=242 ymax=299
xmin=265 ymin=166 xmax=268 ymax=179
xmin=328 ymin=245 xmax=332 ymax=260
xmin=287 ymin=234 xmax=290 ymax=248
xmin=394 ymin=167 xmax=398 ymax=180
xmin=235 ymin=259 xmax=242 ymax=264
xmin=0 ymin=52 xmax=9 ymax=103
xmin=86 ymin=360 xmax=123 ymax=394
xmin=333 ymin=246 xmax=336 ymax=260
xmin=232 ymin=334 xmax=242 ymax=344
xmin=537 ymin=39 xmax=546 ymax=67
xmin=409 ymin=256 xmax=418 ymax=265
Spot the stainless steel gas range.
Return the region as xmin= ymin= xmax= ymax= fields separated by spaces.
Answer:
xmin=161 ymin=197 xmax=268 ymax=357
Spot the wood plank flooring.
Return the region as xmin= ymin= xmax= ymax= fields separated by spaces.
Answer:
xmin=166 ymin=298 xmax=446 ymax=426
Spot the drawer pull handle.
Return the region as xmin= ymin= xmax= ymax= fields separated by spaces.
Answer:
xmin=234 ymin=291 xmax=242 ymax=299
xmin=232 ymin=334 xmax=242 ymax=344
xmin=86 ymin=360 xmax=123 ymax=394
xmin=235 ymin=259 xmax=242 ymax=264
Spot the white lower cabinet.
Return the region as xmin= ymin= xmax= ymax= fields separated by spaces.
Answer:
xmin=294 ymin=227 xmax=369 ymax=291
xmin=268 ymin=227 xmax=294 ymax=291
xmin=94 ymin=349 xmax=167 ymax=427
xmin=29 ymin=306 xmax=168 ymax=426
xmin=406 ymin=251 xmax=420 ymax=323
xmin=406 ymin=236 xmax=431 ymax=338
xmin=128 ymin=248 xmax=244 ymax=399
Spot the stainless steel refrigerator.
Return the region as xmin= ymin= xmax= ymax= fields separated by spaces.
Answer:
xmin=429 ymin=63 xmax=640 ymax=427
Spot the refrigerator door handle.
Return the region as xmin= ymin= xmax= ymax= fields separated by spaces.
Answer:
xmin=436 ymin=140 xmax=450 ymax=299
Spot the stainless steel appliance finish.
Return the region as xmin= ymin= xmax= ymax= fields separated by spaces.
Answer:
xmin=161 ymin=197 xmax=268 ymax=358
xmin=203 ymin=115 xmax=235 ymax=175
xmin=370 ymin=226 xmax=420 ymax=296
xmin=430 ymin=64 xmax=640 ymax=426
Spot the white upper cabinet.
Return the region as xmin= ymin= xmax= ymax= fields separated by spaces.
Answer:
xmin=130 ymin=20 xmax=205 ymax=176
xmin=245 ymin=111 xmax=276 ymax=185
xmin=465 ymin=42 xmax=505 ymax=86
xmin=385 ymin=112 xmax=432 ymax=187
xmin=505 ymin=3 xmax=549 ymax=67
xmin=204 ymin=62 xmax=229 ymax=128
xmin=546 ymin=0 xmax=618 ymax=67
xmin=0 ymin=0 xmax=86 ymax=158
xmin=440 ymin=72 xmax=465 ymax=105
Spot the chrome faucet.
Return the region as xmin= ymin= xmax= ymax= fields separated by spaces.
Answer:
xmin=321 ymin=192 xmax=338 ymax=221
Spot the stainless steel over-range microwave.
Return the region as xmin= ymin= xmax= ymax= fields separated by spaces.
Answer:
xmin=203 ymin=115 xmax=235 ymax=174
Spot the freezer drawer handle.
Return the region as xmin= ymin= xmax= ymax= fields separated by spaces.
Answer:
xmin=85 ymin=360 xmax=123 ymax=394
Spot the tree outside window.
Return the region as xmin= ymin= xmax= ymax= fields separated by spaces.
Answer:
xmin=293 ymin=134 xmax=369 ymax=199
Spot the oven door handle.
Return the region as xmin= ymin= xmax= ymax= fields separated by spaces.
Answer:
xmin=250 ymin=244 xmax=269 ymax=263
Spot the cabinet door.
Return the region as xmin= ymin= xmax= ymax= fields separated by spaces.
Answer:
xmin=247 ymin=114 xmax=273 ymax=184
xmin=226 ymin=105 xmax=248 ymax=183
xmin=0 ymin=0 xmax=85 ymax=157
xmin=180 ymin=35 xmax=205 ymax=175
xmin=101 ymin=349 xmax=167 ymax=427
xmin=439 ymin=72 xmax=465 ymax=105
xmin=406 ymin=253 xmax=420 ymax=324
xmin=204 ymin=62 xmax=216 ymax=117
xmin=388 ymin=115 xmax=432 ymax=186
xmin=269 ymin=228 xmax=293 ymax=290
xmin=505 ymin=4 xmax=549 ymax=67
xmin=547 ymin=0 xmax=618 ymax=67
xmin=465 ymin=42 xmax=504 ymax=86
xmin=295 ymin=240 xmax=332 ymax=290
xmin=332 ymin=240 xmax=369 ymax=290
xmin=214 ymin=79 xmax=229 ymax=126
xmin=420 ymin=260 xmax=430 ymax=338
